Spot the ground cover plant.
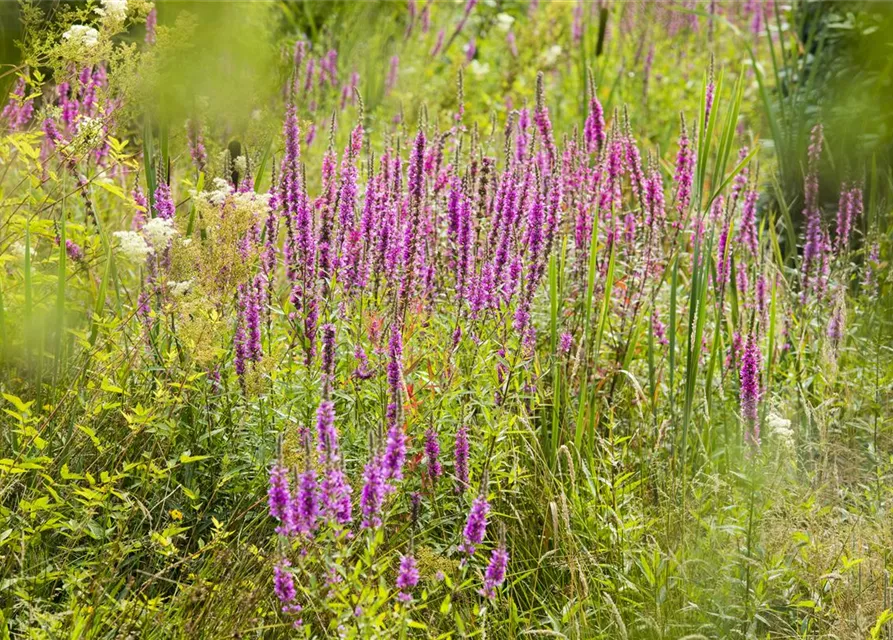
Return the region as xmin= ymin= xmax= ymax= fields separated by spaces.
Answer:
xmin=1 ymin=1 xmax=892 ymax=638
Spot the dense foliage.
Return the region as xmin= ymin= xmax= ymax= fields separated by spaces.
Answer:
xmin=1 ymin=1 xmax=891 ymax=638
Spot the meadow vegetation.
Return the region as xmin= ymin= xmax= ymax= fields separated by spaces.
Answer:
xmin=0 ymin=1 xmax=891 ymax=638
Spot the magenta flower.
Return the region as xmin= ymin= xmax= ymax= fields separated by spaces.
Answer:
xmin=430 ymin=29 xmax=445 ymax=57
xmin=461 ymin=495 xmax=490 ymax=555
xmin=383 ymin=421 xmax=407 ymax=486
xmin=65 ymin=239 xmax=83 ymax=262
xmin=673 ymin=116 xmax=695 ymax=217
xmin=479 ymin=546 xmax=509 ymax=599
xmin=651 ymin=310 xmax=669 ymax=346
xmin=739 ymin=334 xmax=762 ymax=446
xmin=395 ymin=554 xmax=420 ymax=602
xmin=738 ymin=189 xmax=759 ymax=256
xmin=559 ymin=332 xmax=573 ymax=354
xmin=186 ymin=118 xmax=207 ymax=172
xmin=360 ymin=454 xmax=385 ymax=529
xmin=145 ymin=8 xmax=157 ymax=44
xmin=321 ymin=466 xmax=352 ymax=525
xmin=425 ymin=428 xmax=442 ymax=481
xmin=268 ymin=464 xmax=294 ymax=536
xmin=316 ymin=399 xmax=338 ymax=464
xmin=835 ymin=183 xmax=862 ymax=254
xmin=293 ymin=468 xmax=319 ymax=536
xmin=274 ymin=560 xmax=296 ymax=604
xmin=534 ymin=73 xmax=556 ymax=169
xmin=2 ymin=76 xmax=34 ymax=132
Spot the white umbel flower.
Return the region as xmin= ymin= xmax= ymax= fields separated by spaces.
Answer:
xmin=113 ymin=231 xmax=152 ymax=262
xmin=167 ymin=280 xmax=192 ymax=297
xmin=142 ymin=217 xmax=178 ymax=248
xmin=95 ymin=0 xmax=128 ymax=22
xmin=62 ymin=25 xmax=100 ymax=48
xmin=540 ymin=45 xmax=562 ymax=66
xmin=767 ymin=413 xmax=794 ymax=448
xmin=11 ymin=241 xmax=36 ymax=260
xmin=202 ymin=178 xmax=232 ymax=206
xmin=495 ymin=12 xmax=515 ymax=33
xmin=468 ymin=60 xmax=490 ymax=78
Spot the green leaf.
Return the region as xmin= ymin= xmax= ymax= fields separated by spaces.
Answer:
xmin=179 ymin=453 xmax=210 ymax=464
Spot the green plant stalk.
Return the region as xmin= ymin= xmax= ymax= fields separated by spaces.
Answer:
xmin=668 ymin=257 xmax=678 ymax=420
xmin=54 ymin=213 xmax=67 ymax=387
xmin=549 ymin=251 xmax=560 ymax=462
xmin=144 ymin=120 xmax=156 ymax=213
xmin=24 ymin=222 xmax=32 ymax=365
xmin=89 ymin=251 xmax=112 ymax=346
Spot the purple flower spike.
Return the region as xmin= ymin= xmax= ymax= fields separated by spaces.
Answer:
xmin=395 ymin=554 xmax=420 ymax=602
xmin=153 ymin=182 xmax=175 ymax=220
xmin=479 ymin=546 xmax=509 ymax=599
xmin=383 ymin=421 xmax=407 ymax=486
xmin=461 ymin=495 xmax=490 ymax=555
xmin=321 ymin=466 xmax=353 ymax=525
xmin=316 ymin=399 xmax=338 ymax=464
xmin=294 ymin=468 xmax=319 ymax=536
xmin=739 ymin=334 xmax=762 ymax=446
xmin=673 ymin=116 xmax=695 ymax=218
xmin=425 ymin=428 xmax=442 ymax=481
xmin=269 ymin=464 xmax=295 ymax=536
xmin=360 ymin=455 xmax=385 ymax=529
xmin=65 ymin=239 xmax=83 ymax=262
xmin=274 ymin=560 xmax=296 ymax=604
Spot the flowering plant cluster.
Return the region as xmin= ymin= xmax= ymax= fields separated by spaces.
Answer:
xmin=0 ymin=1 xmax=890 ymax=638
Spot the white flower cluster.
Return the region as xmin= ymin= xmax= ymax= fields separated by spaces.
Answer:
xmin=194 ymin=179 xmax=270 ymax=218
xmin=167 ymin=280 xmax=193 ymax=297
xmin=495 ymin=12 xmax=515 ymax=33
xmin=95 ymin=0 xmax=128 ymax=22
xmin=233 ymin=155 xmax=248 ymax=178
xmin=113 ymin=231 xmax=152 ymax=262
xmin=540 ymin=45 xmax=562 ymax=67
xmin=468 ymin=60 xmax=490 ymax=78
xmin=11 ymin=241 xmax=36 ymax=260
xmin=232 ymin=191 xmax=272 ymax=219
xmin=142 ymin=217 xmax=178 ymax=248
xmin=198 ymin=178 xmax=232 ymax=207
xmin=62 ymin=25 xmax=99 ymax=48
xmin=767 ymin=413 xmax=794 ymax=448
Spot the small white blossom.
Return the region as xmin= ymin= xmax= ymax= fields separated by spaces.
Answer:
xmin=495 ymin=13 xmax=515 ymax=33
xmin=167 ymin=280 xmax=192 ymax=297
xmin=203 ymin=178 xmax=232 ymax=206
xmin=62 ymin=25 xmax=100 ymax=48
xmin=468 ymin=60 xmax=490 ymax=78
xmin=142 ymin=217 xmax=178 ymax=248
xmin=232 ymin=191 xmax=272 ymax=218
xmin=11 ymin=241 xmax=36 ymax=260
xmin=540 ymin=45 xmax=562 ymax=66
xmin=767 ymin=413 xmax=794 ymax=448
xmin=113 ymin=231 xmax=152 ymax=261
xmin=234 ymin=155 xmax=248 ymax=178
